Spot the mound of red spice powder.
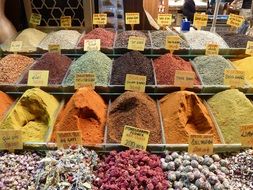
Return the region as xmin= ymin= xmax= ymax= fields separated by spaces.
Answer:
xmin=153 ymin=53 xmax=200 ymax=85
xmin=94 ymin=149 xmax=168 ymax=190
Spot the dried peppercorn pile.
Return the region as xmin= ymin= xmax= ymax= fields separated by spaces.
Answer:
xmin=110 ymin=51 xmax=155 ymax=85
xmin=107 ymin=91 xmax=162 ymax=144
xmin=154 ymin=53 xmax=200 ymax=85
xmin=19 ymin=52 xmax=72 ymax=85
xmin=218 ymin=32 xmax=253 ymax=48
xmin=94 ymin=150 xmax=168 ymax=190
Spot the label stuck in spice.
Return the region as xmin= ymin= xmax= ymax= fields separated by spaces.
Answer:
xmin=174 ymin=70 xmax=195 ymax=88
xmin=60 ymin=16 xmax=72 ymax=28
xmin=121 ymin=125 xmax=150 ymax=150
xmin=84 ymin=39 xmax=101 ymax=51
xmin=0 ymin=130 xmax=23 ymax=150
xmin=224 ymin=69 xmax=245 ymax=88
xmin=93 ymin=13 xmax=107 ymax=25
xmin=27 ymin=70 xmax=49 ymax=87
xmin=127 ymin=36 xmax=146 ymax=51
xmin=48 ymin=44 xmax=61 ymax=53
xmin=240 ymin=125 xmax=253 ymax=148
xmin=205 ymin=43 xmax=219 ymax=55
xmin=56 ymin=131 xmax=82 ymax=149
xmin=125 ymin=74 xmax=146 ymax=92
xmin=188 ymin=134 xmax=213 ymax=156
xmin=245 ymin=41 xmax=253 ymax=56
xmin=157 ymin=14 xmax=172 ymax=26
xmin=29 ymin=13 xmax=42 ymax=25
xmin=10 ymin=41 xmax=23 ymax=52
xmin=125 ymin=13 xmax=140 ymax=25
xmin=166 ymin=35 xmax=180 ymax=52
xmin=227 ymin=13 xmax=244 ymax=28
xmin=193 ymin=13 xmax=208 ymax=29
xmin=75 ymin=73 xmax=96 ymax=89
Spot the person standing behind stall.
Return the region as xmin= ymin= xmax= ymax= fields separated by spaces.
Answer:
xmin=182 ymin=0 xmax=196 ymax=21
xmin=230 ymin=0 xmax=252 ymax=18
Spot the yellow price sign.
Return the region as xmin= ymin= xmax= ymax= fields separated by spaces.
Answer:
xmin=174 ymin=70 xmax=195 ymax=88
xmin=240 ymin=125 xmax=253 ymax=148
xmin=245 ymin=41 xmax=253 ymax=56
xmin=166 ymin=35 xmax=180 ymax=52
xmin=10 ymin=41 xmax=23 ymax=52
xmin=193 ymin=13 xmax=208 ymax=29
xmin=157 ymin=14 xmax=172 ymax=27
xmin=29 ymin=13 xmax=42 ymax=25
xmin=93 ymin=13 xmax=107 ymax=25
xmin=205 ymin=43 xmax=219 ymax=55
xmin=56 ymin=131 xmax=82 ymax=149
xmin=125 ymin=74 xmax=146 ymax=92
xmin=227 ymin=13 xmax=244 ymax=28
xmin=121 ymin=125 xmax=150 ymax=150
xmin=84 ymin=39 xmax=101 ymax=51
xmin=188 ymin=134 xmax=213 ymax=156
xmin=224 ymin=69 xmax=245 ymax=88
xmin=48 ymin=44 xmax=61 ymax=54
xmin=0 ymin=130 xmax=23 ymax=150
xmin=127 ymin=36 xmax=146 ymax=51
xmin=125 ymin=13 xmax=140 ymax=25
xmin=75 ymin=73 xmax=96 ymax=89
xmin=27 ymin=70 xmax=49 ymax=87
xmin=60 ymin=16 xmax=72 ymax=28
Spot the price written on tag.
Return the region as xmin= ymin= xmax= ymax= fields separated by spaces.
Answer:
xmin=125 ymin=13 xmax=140 ymax=25
xmin=0 ymin=130 xmax=23 ymax=150
xmin=125 ymin=74 xmax=146 ymax=92
xmin=224 ymin=69 xmax=245 ymax=88
xmin=56 ymin=131 xmax=82 ymax=149
xmin=205 ymin=43 xmax=219 ymax=55
xmin=93 ymin=13 xmax=107 ymax=25
xmin=60 ymin=16 xmax=72 ymax=28
xmin=157 ymin=14 xmax=172 ymax=26
xmin=227 ymin=13 xmax=244 ymax=28
xmin=10 ymin=41 xmax=23 ymax=52
xmin=27 ymin=70 xmax=49 ymax=87
xmin=75 ymin=73 xmax=96 ymax=89
xmin=29 ymin=13 xmax=42 ymax=25
xmin=174 ymin=70 xmax=195 ymax=88
xmin=188 ymin=134 xmax=213 ymax=156
xmin=245 ymin=41 xmax=253 ymax=56
xmin=127 ymin=36 xmax=146 ymax=51
xmin=240 ymin=125 xmax=253 ymax=148
xmin=48 ymin=44 xmax=61 ymax=53
xmin=84 ymin=39 xmax=101 ymax=51
xmin=121 ymin=125 xmax=150 ymax=150
xmin=166 ymin=35 xmax=180 ymax=52
xmin=193 ymin=13 xmax=208 ymax=29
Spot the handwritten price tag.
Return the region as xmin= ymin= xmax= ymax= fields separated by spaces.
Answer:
xmin=193 ymin=13 xmax=208 ymax=29
xmin=240 ymin=125 xmax=253 ymax=148
xmin=27 ymin=70 xmax=49 ymax=87
xmin=0 ymin=130 xmax=23 ymax=150
xmin=205 ymin=43 xmax=219 ymax=55
xmin=174 ymin=70 xmax=195 ymax=88
xmin=56 ymin=131 xmax=82 ymax=149
xmin=127 ymin=36 xmax=146 ymax=51
xmin=125 ymin=74 xmax=146 ymax=92
xmin=75 ymin=73 xmax=96 ymax=89
xmin=10 ymin=41 xmax=23 ymax=52
xmin=60 ymin=16 xmax=72 ymax=28
xmin=125 ymin=13 xmax=140 ymax=25
xmin=84 ymin=39 xmax=101 ymax=51
xmin=29 ymin=13 xmax=42 ymax=25
xmin=93 ymin=13 xmax=107 ymax=25
xmin=227 ymin=14 xmax=244 ymax=28
xmin=224 ymin=69 xmax=245 ymax=88
xmin=166 ymin=35 xmax=180 ymax=52
xmin=48 ymin=44 xmax=61 ymax=53
xmin=245 ymin=41 xmax=253 ymax=56
xmin=121 ymin=125 xmax=150 ymax=150
xmin=157 ymin=14 xmax=172 ymax=26
xmin=188 ymin=134 xmax=213 ymax=156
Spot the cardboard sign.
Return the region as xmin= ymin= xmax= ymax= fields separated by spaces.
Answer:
xmin=48 ymin=44 xmax=61 ymax=53
xmin=121 ymin=125 xmax=150 ymax=150
xmin=188 ymin=134 xmax=213 ymax=156
xmin=10 ymin=41 xmax=23 ymax=52
xmin=125 ymin=13 xmax=140 ymax=25
xmin=0 ymin=130 xmax=23 ymax=150
xmin=227 ymin=13 xmax=244 ymax=28
xmin=205 ymin=43 xmax=219 ymax=55
xmin=83 ymin=39 xmax=101 ymax=51
xmin=75 ymin=73 xmax=96 ymax=89
xmin=93 ymin=13 xmax=107 ymax=25
xmin=125 ymin=74 xmax=146 ymax=92
xmin=127 ymin=36 xmax=146 ymax=51
xmin=56 ymin=131 xmax=82 ymax=149
xmin=157 ymin=14 xmax=172 ymax=26
xmin=27 ymin=70 xmax=49 ymax=87
xmin=224 ymin=69 xmax=245 ymax=88
xmin=240 ymin=125 xmax=253 ymax=148
xmin=166 ymin=35 xmax=180 ymax=52
xmin=174 ymin=70 xmax=195 ymax=88
xmin=193 ymin=13 xmax=208 ymax=29
xmin=245 ymin=41 xmax=253 ymax=56
xmin=29 ymin=13 xmax=42 ymax=25
xmin=60 ymin=16 xmax=72 ymax=28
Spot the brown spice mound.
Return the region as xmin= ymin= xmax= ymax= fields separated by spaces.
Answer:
xmin=107 ymin=91 xmax=162 ymax=144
